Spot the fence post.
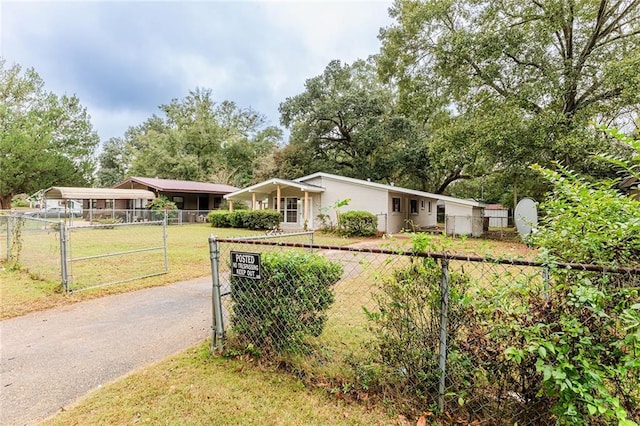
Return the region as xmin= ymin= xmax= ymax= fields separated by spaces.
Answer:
xmin=163 ymin=215 xmax=169 ymax=272
xmin=59 ymin=221 xmax=69 ymax=293
xmin=310 ymin=231 xmax=315 ymax=253
xmin=208 ymin=235 xmax=225 ymax=353
xmin=438 ymin=257 xmax=450 ymax=413
xmin=6 ymin=215 xmax=11 ymax=262
xmin=542 ymin=266 xmax=550 ymax=300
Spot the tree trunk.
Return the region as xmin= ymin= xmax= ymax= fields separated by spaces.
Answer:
xmin=0 ymin=195 xmax=13 ymax=210
xmin=513 ymin=174 xmax=518 ymax=210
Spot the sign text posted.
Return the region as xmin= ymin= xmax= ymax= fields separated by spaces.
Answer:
xmin=230 ymin=251 xmax=261 ymax=280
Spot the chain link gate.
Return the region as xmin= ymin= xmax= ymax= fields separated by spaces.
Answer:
xmin=3 ymin=213 xmax=169 ymax=292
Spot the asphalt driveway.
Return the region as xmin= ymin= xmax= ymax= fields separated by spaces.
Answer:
xmin=0 ymin=277 xmax=213 ymax=426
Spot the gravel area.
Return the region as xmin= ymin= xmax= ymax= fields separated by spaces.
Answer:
xmin=0 ymin=277 xmax=212 ymax=426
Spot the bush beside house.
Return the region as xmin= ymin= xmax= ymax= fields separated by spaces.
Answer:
xmin=338 ymin=210 xmax=377 ymax=237
xmin=208 ymin=209 xmax=280 ymax=230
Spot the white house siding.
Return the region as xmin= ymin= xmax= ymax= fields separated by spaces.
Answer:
xmin=398 ymin=195 xmax=438 ymax=231
xmin=305 ymin=176 xmax=388 ymax=232
xmin=485 ymin=207 xmax=509 ymax=228
xmin=444 ymin=202 xmax=476 ymax=236
xmin=390 ymin=192 xmax=438 ymax=233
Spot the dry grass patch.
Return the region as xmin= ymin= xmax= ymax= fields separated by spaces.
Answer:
xmin=43 ymin=342 xmax=394 ymax=426
xmin=354 ymin=232 xmax=535 ymax=260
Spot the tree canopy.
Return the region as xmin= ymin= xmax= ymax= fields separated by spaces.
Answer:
xmin=278 ymin=59 xmax=418 ymax=183
xmin=378 ymin=0 xmax=640 ymax=199
xmin=0 ymin=60 xmax=99 ymax=209
xmin=117 ymin=88 xmax=282 ymax=188
xmin=96 ymin=137 xmax=130 ymax=187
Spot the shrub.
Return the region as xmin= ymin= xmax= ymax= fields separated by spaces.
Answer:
xmin=362 ymin=257 xmax=472 ymax=415
xmin=11 ymin=197 xmax=29 ymax=208
xmin=242 ymin=210 xmax=280 ymax=230
xmin=515 ymin=161 xmax=640 ymax=424
xmin=229 ymin=252 xmax=343 ymax=355
xmin=146 ymin=195 xmax=177 ymax=211
xmin=449 ymin=159 xmax=640 ymax=425
xmin=339 ymin=210 xmax=377 ymax=236
xmin=208 ymin=211 xmax=230 ymax=227
xmin=228 ymin=211 xmax=245 ymax=228
xmin=530 ymin=164 xmax=640 ymax=267
xmin=209 ymin=209 xmax=280 ymax=230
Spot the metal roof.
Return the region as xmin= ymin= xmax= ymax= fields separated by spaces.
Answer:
xmin=43 ymin=187 xmax=156 ymax=200
xmin=114 ymin=177 xmax=239 ymax=194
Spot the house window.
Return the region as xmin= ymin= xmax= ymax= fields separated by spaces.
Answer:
xmin=428 ymin=201 xmax=432 ymax=213
xmin=172 ymin=196 xmax=184 ymax=210
xmin=392 ymin=197 xmax=401 ymax=213
xmin=274 ymin=197 xmax=299 ymax=223
xmin=105 ymin=200 xmax=114 ymax=209
xmin=421 ymin=200 xmax=425 ymax=210
xmin=410 ymin=199 xmax=418 ymax=215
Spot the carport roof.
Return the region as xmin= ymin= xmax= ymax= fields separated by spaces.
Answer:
xmin=43 ymin=187 xmax=156 ymax=200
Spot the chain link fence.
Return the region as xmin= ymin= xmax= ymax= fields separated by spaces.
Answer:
xmin=3 ymin=208 xmax=215 ymax=226
xmin=1 ymin=215 xmax=64 ymax=283
xmin=2 ymin=214 xmax=168 ymax=292
xmin=209 ymin=236 xmax=640 ymax=425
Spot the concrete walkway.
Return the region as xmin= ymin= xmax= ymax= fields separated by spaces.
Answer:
xmin=0 ymin=277 xmax=213 ymax=426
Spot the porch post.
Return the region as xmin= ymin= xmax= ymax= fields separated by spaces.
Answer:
xmin=229 ymin=200 xmax=234 ymax=212
xmin=252 ymin=192 xmax=257 ymax=210
xmin=304 ymin=191 xmax=309 ymax=223
xmin=276 ymin=185 xmax=281 ymax=214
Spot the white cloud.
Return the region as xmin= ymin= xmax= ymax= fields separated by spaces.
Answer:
xmin=2 ymin=0 xmax=394 ymax=141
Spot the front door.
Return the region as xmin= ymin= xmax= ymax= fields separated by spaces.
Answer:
xmin=198 ymin=195 xmax=209 ymax=211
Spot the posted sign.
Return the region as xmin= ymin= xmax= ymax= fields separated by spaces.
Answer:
xmin=230 ymin=251 xmax=261 ymax=280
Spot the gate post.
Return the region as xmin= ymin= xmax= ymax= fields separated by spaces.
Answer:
xmin=163 ymin=215 xmax=169 ymax=273
xmin=208 ymin=235 xmax=225 ymax=353
xmin=437 ymin=257 xmax=450 ymax=412
xmin=60 ymin=221 xmax=69 ymax=293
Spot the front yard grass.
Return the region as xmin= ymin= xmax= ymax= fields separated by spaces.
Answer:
xmin=0 ymin=225 xmax=363 ymax=319
xmin=1 ymin=224 xmax=532 ymax=320
xmin=42 ymin=342 xmax=395 ymax=426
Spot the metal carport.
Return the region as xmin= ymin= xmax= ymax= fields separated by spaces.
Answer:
xmin=43 ymin=187 xmax=155 ymax=222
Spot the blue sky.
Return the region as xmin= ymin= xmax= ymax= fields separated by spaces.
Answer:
xmin=1 ymin=0 xmax=393 ymax=143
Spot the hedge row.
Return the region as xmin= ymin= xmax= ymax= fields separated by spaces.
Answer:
xmin=208 ymin=209 xmax=280 ymax=230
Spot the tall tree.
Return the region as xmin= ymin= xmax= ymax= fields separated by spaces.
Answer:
xmin=0 ymin=60 xmax=99 ymax=209
xmin=96 ymin=137 xmax=130 ymax=187
xmin=125 ymin=88 xmax=281 ymax=187
xmin=279 ymin=59 xmax=414 ymax=182
xmin=378 ymin=0 xmax=640 ymax=197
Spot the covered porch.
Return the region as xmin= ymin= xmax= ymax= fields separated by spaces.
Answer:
xmin=223 ymin=179 xmax=325 ymax=229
